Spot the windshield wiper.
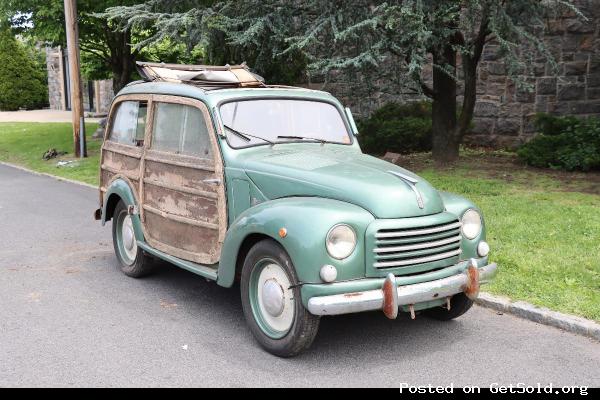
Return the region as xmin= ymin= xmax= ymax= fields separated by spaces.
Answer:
xmin=277 ymin=135 xmax=331 ymax=144
xmin=223 ymin=124 xmax=275 ymax=145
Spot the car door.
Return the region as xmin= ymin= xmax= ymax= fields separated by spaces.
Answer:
xmin=100 ymin=95 xmax=149 ymax=206
xmin=139 ymin=95 xmax=227 ymax=265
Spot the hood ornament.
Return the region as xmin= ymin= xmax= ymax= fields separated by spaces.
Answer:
xmin=388 ymin=171 xmax=425 ymax=209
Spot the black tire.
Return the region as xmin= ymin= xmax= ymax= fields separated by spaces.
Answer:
xmin=240 ymin=239 xmax=320 ymax=357
xmin=111 ymin=200 xmax=155 ymax=278
xmin=424 ymin=293 xmax=473 ymax=320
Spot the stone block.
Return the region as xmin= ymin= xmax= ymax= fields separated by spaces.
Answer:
xmin=564 ymin=18 xmax=596 ymax=33
xmin=546 ymin=19 xmax=564 ymax=35
xmin=587 ymin=87 xmax=600 ymax=100
xmin=574 ymin=100 xmax=600 ymax=114
xmin=474 ymin=101 xmax=500 ymax=118
xmin=536 ymin=77 xmax=557 ymax=95
xmin=590 ymin=56 xmax=600 ymax=73
xmin=486 ymin=62 xmax=506 ymax=75
xmin=535 ymin=96 xmax=550 ymax=113
xmin=515 ymin=90 xmax=535 ymax=103
xmin=557 ymin=84 xmax=586 ymax=101
xmin=470 ymin=118 xmax=495 ymax=135
xmin=495 ymin=118 xmax=521 ymax=136
xmin=587 ymin=73 xmax=600 ymax=87
xmin=499 ymin=103 xmax=522 ymax=118
xmin=579 ymin=35 xmax=595 ymax=51
xmin=564 ymin=61 xmax=588 ymax=75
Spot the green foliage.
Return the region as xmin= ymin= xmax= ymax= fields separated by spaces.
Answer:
xmin=357 ymin=102 xmax=432 ymax=155
xmin=1 ymin=0 xmax=152 ymax=90
xmin=533 ymin=113 xmax=579 ymax=136
xmin=99 ymin=0 xmax=583 ymax=162
xmin=101 ymin=0 xmax=579 ymax=91
xmin=99 ymin=0 xmax=307 ymax=85
xmin=518 ymin=114 xmax=600 ymax=171
xmin=0 ymin=28 xmax=48 ymax=111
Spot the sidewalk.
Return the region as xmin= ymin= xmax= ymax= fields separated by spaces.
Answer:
xmin=0 ymin=109 xmax=102 ymax=123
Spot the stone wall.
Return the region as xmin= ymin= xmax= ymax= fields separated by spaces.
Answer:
xmin=45 ymin=46 xmax=113 ymax=115
xmin=469 ymin=0 xmax=600 ymax=148
xmin=319 ymin=0 xmax=600 ymax=149
xmin=46 ymin=47 xmax=64 ymax=110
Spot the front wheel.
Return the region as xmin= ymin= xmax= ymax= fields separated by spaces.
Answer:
xmin=240 ymin=239 xmax=320 ymax=357
xmin=111 ymin=200 xmax=154 ymax=278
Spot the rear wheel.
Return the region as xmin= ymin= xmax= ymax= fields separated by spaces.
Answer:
xmin=112 ymin=200 xmax=154 ymax=278
xmin=424 ymin=293 xmax=473 ymax=320
xmin=241 ymin=239 xmax=320 ymax=357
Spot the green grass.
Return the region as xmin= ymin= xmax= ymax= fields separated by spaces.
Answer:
xmin=1 ymin=122 xmax=599 ymax=321
xmin=419 ymin=167 xmax=600 ymax=322
xmin=0 ymin=122 xmax=100 ymax=185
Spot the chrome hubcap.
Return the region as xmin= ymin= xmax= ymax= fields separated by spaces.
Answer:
xmin=262 ymin=279 xmax=285 ymax=317
xmin=121 ymin=215 xmax=137 ymax=261
xmin=256 ymin=263 xmax=294 ymax=333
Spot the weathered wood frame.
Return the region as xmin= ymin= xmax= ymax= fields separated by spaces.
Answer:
xmin=99 ymin=93 xmax=227 ymax=266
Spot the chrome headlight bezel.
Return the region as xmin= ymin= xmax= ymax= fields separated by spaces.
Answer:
xmin=326 ymin=224 xmax=357 ymax=260
xmin=461 ymin=209 xmax=482 ymax=240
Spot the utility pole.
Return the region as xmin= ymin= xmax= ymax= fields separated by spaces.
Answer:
xmin=64 ymin=0 xmax=87 ymax=158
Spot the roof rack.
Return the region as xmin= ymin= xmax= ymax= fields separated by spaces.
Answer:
xmin=136 ymin=61 xmax=266 ymax=89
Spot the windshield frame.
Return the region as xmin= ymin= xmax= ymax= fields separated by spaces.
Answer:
xmin=217 ymin=96 xmax=355 ymax=149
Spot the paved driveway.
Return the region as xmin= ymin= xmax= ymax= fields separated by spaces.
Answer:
xmin=0 ymin=163 xmax=599 ymax=388
xmin=0 ymin=110 xmax=101 ymax=123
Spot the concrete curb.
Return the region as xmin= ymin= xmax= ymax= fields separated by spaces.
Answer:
xmin=476 ymin=292 xmax=600 ymax=341
xmin=0 ymin=161 xmax=97 ymax=190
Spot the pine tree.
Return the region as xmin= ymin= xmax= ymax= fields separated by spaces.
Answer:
xmin=0 ymin=28 xmax=48 ymax=111
xmin=101 ymin=0 xmax=583 ymax=164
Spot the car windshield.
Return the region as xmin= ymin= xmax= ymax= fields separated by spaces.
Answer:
xmin=220 ymin=99 xmax=352 ymax=148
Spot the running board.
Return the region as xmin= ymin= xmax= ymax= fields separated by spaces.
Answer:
xmin=137 ymin=241 xmax=218 ymax=281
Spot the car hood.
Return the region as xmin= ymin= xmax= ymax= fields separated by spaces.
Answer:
xmin=241 ymin=145 xmax=444 ymax=218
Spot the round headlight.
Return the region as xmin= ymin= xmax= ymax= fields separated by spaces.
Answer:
xmin=326 ymin=224 xmax=357 ymax=260
xmin=462 ymin=209 xmax=482 ymax=240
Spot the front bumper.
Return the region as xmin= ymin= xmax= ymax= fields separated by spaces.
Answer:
xmin=307 ymin=260 xmax=497 ymax=318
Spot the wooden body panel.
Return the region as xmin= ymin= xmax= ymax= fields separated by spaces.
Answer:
xmin=100 ymin=93 xmax=227 ymax=266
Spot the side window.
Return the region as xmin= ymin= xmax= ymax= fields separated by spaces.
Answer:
xmin=109 ymin=101 xmax=147 ymax=146
xmin=152 ymin=102 xmax=213 ymax=159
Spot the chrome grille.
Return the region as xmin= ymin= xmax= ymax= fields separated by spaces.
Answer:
xmin=373 ymin=220 xmax=462 ymax=269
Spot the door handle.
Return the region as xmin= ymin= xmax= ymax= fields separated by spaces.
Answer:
xmin=202 ymin=178 xmax=221 ymax=186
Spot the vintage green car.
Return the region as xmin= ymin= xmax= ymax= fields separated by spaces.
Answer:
xmin=96 ymin=62 xmax=497 ymax=357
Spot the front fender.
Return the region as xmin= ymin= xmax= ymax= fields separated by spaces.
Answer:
xmin=101 ymin=177 xmax=144 ymax=243
xmin=217 ymin=197 xmax=375 ymax=288
xmin=439 ymin=191 xmax=486 ymax=260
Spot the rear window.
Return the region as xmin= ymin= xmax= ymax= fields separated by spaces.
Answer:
xmin=109 ymin=101 xmax=147 ymax=146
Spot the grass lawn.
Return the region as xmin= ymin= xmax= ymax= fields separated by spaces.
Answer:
xmin=0 ymin=122 xmax=100 ymax=185
xmin=1 ymin=122 xmax=599 ymax=321
xmin=405 ymin=150 xmax=600 ymax=322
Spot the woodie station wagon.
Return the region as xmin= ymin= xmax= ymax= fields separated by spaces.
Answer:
xmin=95 ymin=62 xmax=498 ymax=357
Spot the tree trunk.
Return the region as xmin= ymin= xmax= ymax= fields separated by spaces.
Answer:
xmin=431 ymin=46 xmax=459 ymax=166
xmin=112 ymin=61 xmax=133 ymax=94
xmin=110 ymin=30 xmax=135 ymax=94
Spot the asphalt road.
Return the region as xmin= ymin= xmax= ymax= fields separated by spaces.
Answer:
xmin=1 ymin=163 xmax=599 ymax=388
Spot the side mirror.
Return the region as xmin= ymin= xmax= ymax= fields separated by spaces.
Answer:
xmin=345 ymin=107 xmax=359 ymax=136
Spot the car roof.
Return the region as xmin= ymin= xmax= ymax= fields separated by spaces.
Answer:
xmin=116 ymin=81 xmax=338 ymax=109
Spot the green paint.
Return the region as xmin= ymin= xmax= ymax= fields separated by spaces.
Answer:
xmin=103 ymin=82 xmax=493 ymax=317
xmin=137 ymin=241 xmax=218 ymax=281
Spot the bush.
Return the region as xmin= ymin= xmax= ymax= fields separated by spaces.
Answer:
xmin=517 ymin=114 xmax=600 ymax=171
xmin=356 ymin=101 xmax=432 ymax=155
xmin=0 ymin=28 xmax=48 ymax=111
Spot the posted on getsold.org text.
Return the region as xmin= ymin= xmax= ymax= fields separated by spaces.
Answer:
xmin=399 ymin=383 xmax=589 ymax=395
